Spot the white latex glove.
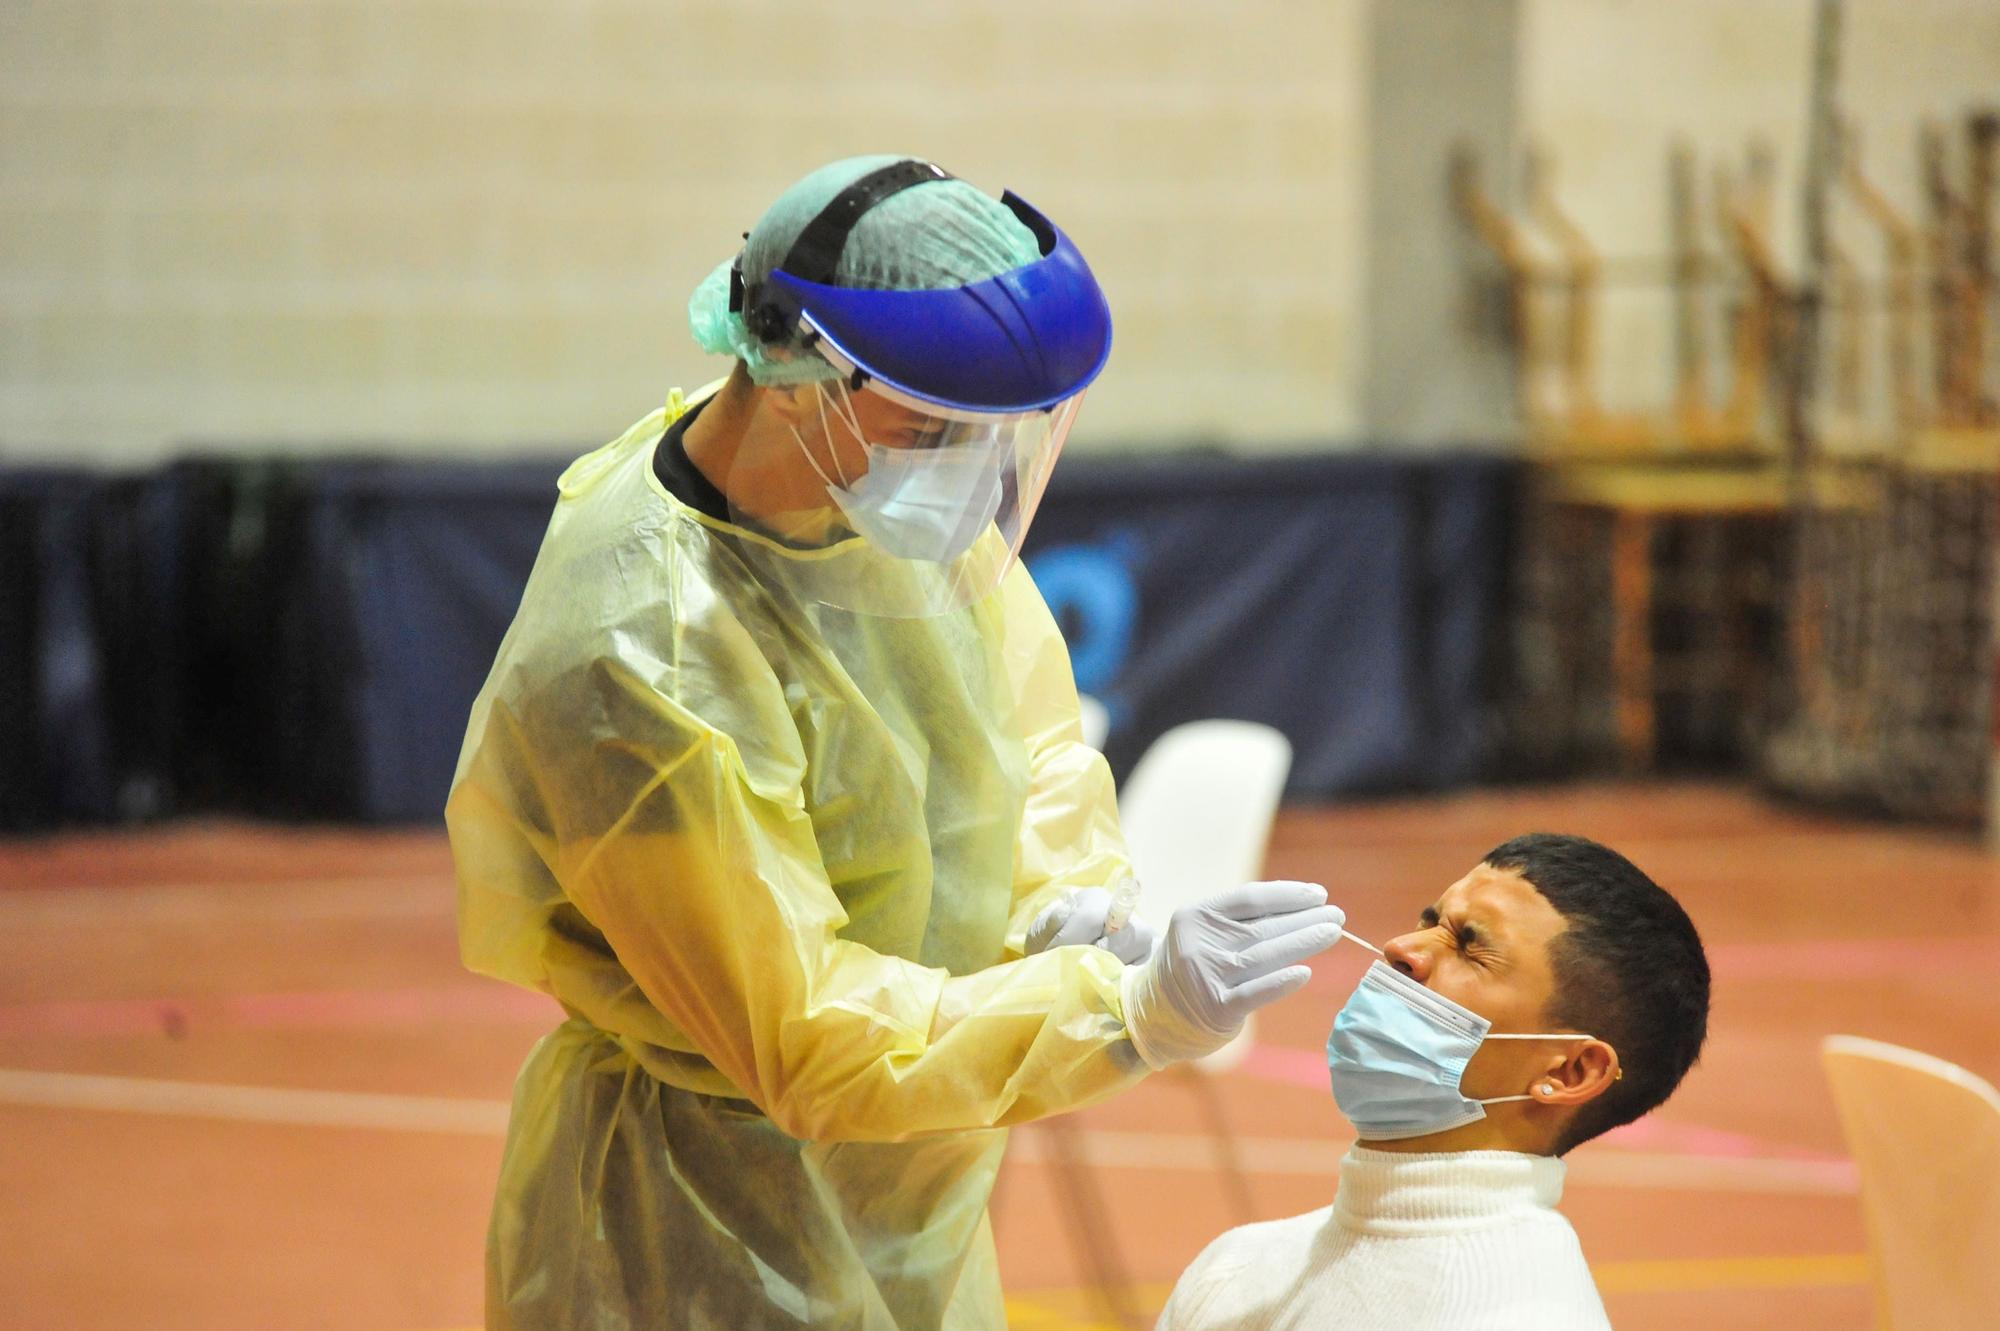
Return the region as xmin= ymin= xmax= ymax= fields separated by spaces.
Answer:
xmin=1119 ymin=880 xmax=1345 ymax=1069
xmin=1024 ymin=886 xmax=1158 ymax=966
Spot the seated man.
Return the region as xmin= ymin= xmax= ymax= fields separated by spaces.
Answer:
xmin=1158 ymin=833 xmax=1709 ymax=1330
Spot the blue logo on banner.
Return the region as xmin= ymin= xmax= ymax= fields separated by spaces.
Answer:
xmin=1028 ymin=532 xmax=1140 ymax=731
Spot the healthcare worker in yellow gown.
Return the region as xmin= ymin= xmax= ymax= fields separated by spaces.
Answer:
xmin=447 ymin=156 xmax=1348 ymax=1330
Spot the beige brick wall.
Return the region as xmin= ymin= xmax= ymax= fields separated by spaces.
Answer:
xmin=1518 ymin=0 xmax=2000 ymax=418
xmin=7 ymin=1 xmax=1987 ymax=467
xmin=0 ymin=0 xmax=1369 ymax=465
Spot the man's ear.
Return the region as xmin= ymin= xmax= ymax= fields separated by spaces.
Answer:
xmin=1529 ymin=1039 xmax=1620 ymax=1109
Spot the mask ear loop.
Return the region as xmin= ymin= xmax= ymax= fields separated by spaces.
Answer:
xmin=1483 ymin=1032 xmax=1596 ymax=1040
xmin=790 ymin=421 xmax=844 ymax=496
xmin=823 ymin=381 xmax=874 ymax=480
xmin=817 ymin=386 xmax=860 ymax=488
xmin=788 ymin=386 xmax=855 ymax=497
xmin=1475 ymin=1032 xmax=1600 ymax=1105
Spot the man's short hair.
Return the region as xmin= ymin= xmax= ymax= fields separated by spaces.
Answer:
xmin=1482 ymin=832 xmax=1709 ymax=1154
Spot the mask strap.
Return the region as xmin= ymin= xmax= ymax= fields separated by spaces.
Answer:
xmin=791 ymin=402 xmax=851 ymax=496
xmin=824 ymin=384 xmax=874 ymax=477
xmin=775 ymin=159 xmax=952 ymax=287
xmin=808 ymin=389 xmax=856 ymax=489
xmin=1482 ymin=1032 xmax=1596 ymax=1040
xmin=1478 ymin=1032 xmax=1597 ymax=1106
xmin=790 ymin=425 xmax=844 ymax=496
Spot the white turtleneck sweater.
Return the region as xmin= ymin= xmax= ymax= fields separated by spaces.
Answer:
xmin=1156 ymin=1146 xmax=1611 ymax=1330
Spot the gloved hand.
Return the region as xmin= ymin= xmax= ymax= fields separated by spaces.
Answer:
xmin=1120 ymin=880 xmax=1345 ymax=1069
xmin=1025 ymin=886 xmax=1157 ymax=966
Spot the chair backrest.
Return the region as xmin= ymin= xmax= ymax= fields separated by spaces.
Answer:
xmin=1820 ymin=1035 xmax=2000 ymax=1330
xmin=1120 ymin=720 xmax=1293 ymax=923
xmin=1075 ymin=694 xmax=1111 ymax=751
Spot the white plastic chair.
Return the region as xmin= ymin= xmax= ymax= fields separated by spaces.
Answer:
xmin=1075 ymin=693 xmax=1111 ymax=750
xmin=1123 ymin=719 xmax=1295 ymax=1075
xmin=1017 ymin=720 xmax=1294 ymax=1327
xmin=1821 ymin=1035 xmax=2000 ymax=1330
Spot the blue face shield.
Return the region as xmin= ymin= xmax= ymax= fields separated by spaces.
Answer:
xmin=1327 ymin=959 xmax=1597 ymax=1142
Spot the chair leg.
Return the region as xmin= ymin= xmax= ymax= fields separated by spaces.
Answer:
xmin=1186 ymin=1069 xmax=1258 ymax=1226
xmin=1038 ymin=1116 xmax=1148 ymax=1330
xmin=987 ymin=1150 xmax=1009 ymax=1236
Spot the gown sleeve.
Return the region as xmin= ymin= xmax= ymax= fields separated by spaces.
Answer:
xmin=995 ymin=569 xmax=1139 ymax=956
xmin=450 ymin=570 xmax=1149 ymax=1145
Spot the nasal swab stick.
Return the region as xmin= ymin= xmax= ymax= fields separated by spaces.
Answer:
xmin=1342 ymin=930 xmax=1384 ymax=956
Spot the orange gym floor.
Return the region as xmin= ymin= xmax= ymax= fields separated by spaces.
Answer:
xmin=3 ymin=781 xmax=1994 ymax=1329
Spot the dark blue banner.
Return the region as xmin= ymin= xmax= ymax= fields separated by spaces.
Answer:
xmin=1023 ymin=451 xmax=1513 ymax=797
xmin=1 ymin=449 xmax=1515 ymax=826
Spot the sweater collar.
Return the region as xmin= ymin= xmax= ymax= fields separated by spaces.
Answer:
xmin=1332 ymin=1145 xmax=1566 ymax=1235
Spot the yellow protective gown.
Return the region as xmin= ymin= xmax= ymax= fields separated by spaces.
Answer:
xmin=446 ymin=389 xmax=1149 ymax=1330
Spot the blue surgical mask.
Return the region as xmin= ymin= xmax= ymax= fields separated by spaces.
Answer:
xmin=1326 ymin=958 xmax=1596 ymax=1141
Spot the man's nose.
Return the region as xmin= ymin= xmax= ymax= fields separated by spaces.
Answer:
xmin=1383 ymin=933 xmax=1434 ymax=982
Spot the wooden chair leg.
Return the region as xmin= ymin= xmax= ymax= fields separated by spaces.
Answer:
xmin=1038 ymin=1116 xmax=1148 ymax=1330
xmin=1611 ymin=509 xmax=1657 ymax=771
xmin=1184 ymin=1067 xmax=1258 ymax=1226
xmin=987 ymin=1149 xmax=1009 ymax=1237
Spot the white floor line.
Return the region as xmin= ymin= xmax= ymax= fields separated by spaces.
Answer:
xmin=0 ymin=1068 xmax=509 ymax=1136
xmin=0 ymin=1067 xmax=1860 ymax=1196
xmin=1567 ymin=1149 xmax=1858 ymax=1196
xmin=0 ymin=876 xmax=454 ymax=925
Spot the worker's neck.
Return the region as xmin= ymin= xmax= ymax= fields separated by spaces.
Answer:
xmin=680 ymin=369 xmax=764 ymax=500
xmin=680 ymin=371 xmax=846 ymax=544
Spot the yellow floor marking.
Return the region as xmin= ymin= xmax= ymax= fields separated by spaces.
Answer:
xmin=429 ymin=1253 xmax=1866 ymax=1331
xmin=999 ymin=1298 xmax=1090 ymax=1327
xmin=993 ymin=1254 xmax=1868 ymax=1322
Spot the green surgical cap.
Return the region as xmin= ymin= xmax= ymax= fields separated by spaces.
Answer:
xmin=688 ymin=154 xmax=1044 ymax=386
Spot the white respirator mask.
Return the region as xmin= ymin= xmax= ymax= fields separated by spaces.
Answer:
xmin=796 ymin=391 xmax=1009 ymax=565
